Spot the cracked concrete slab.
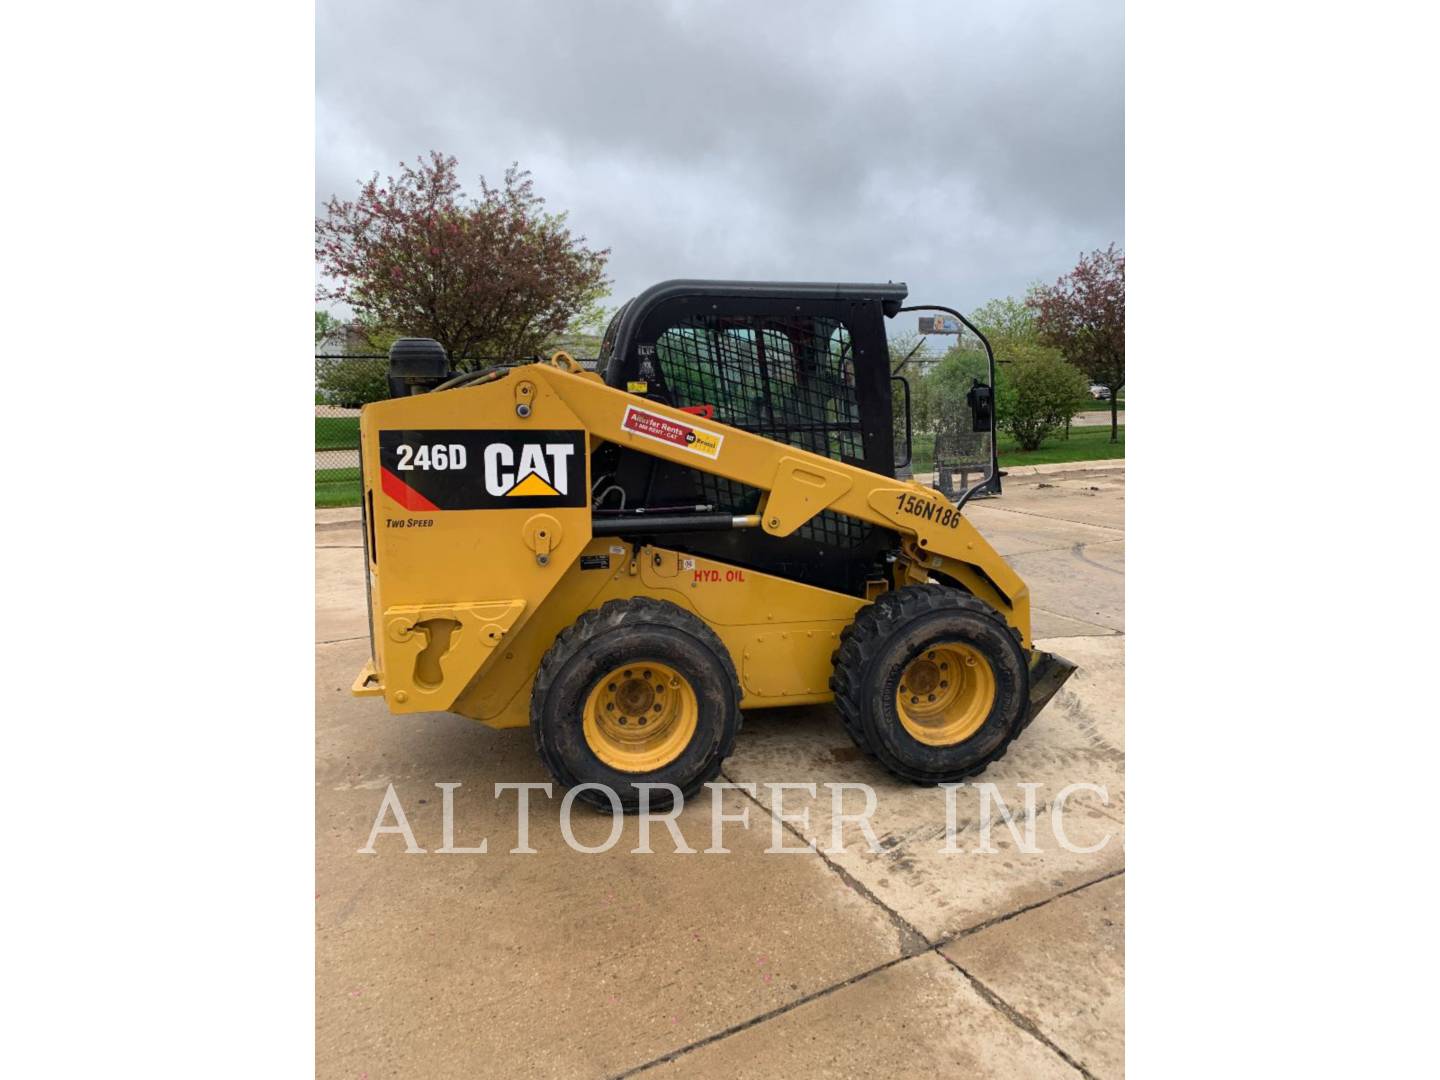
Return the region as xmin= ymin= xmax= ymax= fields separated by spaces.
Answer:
xmin=981 ymin=482 xmax=1125 ymax=531
xmin=963 ymin=503 xmax=1123 ymax=558
xmin=316 ymin=463 xmax=1125 ymax=1075
xmin=1004 ymin=542 xmax=1125 ymax=633
xmin=1032 ymin=605 xmax=1121 ymax=639
xmin=317 ymin=640 xmax=909 ymax=1080
xmin=720 ymin=633 xmax=1125 ymax=942
xmin=316 ymin=545 xmax=370 ymax=644
xmin=943 ymin=874 xmax=1125 ymax=1078
xmin=645 ymin=952 xmax=1077 ymax=1079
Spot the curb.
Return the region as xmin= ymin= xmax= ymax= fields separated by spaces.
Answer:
xmin=1002 ymin=458 xmax=1125 ymax=478
xmin=316 ymin=507 xmax=362 ymax=530
xmin=910 ymin=458 xmax=1124 ymax=487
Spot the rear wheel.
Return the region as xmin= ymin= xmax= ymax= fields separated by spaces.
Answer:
xmin=531 ymin=597 xmax=741 ymax=812
xmin=830 ymin=585 xmax=1029 ymax=784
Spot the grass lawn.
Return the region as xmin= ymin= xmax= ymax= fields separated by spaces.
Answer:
xmin=1000 ymin=424 xmax=1124 ymax=466
xmin=316 ymin=467 xmax=361 ymax=508
xmin=908 ymin=424 xmax=1124 ymax=473
xmin=316 ymin=416 xmax=360 ymax=451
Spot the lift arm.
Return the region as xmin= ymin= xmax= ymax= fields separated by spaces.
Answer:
xmin=515 ymin=359 xmax=1032 ymax=646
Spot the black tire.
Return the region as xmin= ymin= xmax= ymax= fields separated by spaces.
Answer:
xmin=531 ymin=597 xmax=742 ymax=812
xmin=830 ymin=585 xmax=1029 ymax=784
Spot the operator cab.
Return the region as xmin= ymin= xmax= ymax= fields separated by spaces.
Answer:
xmin=592 ymin=280 xmax=998 ymax=595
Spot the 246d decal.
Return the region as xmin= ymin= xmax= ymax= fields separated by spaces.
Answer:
xmin=378 ymin=430 xmax=586 ymax=511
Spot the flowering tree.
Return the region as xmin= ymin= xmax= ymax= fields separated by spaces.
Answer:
xmin=316 ymin=153 xmax=609 ymax=366
xmin=1030 ymin=244 xmax=1126 ymax=441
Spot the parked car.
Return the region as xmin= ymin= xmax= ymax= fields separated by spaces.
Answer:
xmin=1088 ymin=384 xmax=1111 ymax=400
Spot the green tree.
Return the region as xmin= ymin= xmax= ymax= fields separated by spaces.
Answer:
xmin=888 ymin=332 xmax=932 ymax=438
xmin=316 ymin=152 xmax=610 ymax=367
xmin=315 ymin=314 xmax=398 ymax=408
xmin=1030 ymin=244 xmax=1125 ymax=441
xmin=925 ymin=344 xmax=990 ymax=432
xmin=315 ymin=309 xmax=343 ymax=348
xmin=996 ymin=353 xmax=1090 ymax=451
xmin=969 ymin=295 xmax=1040 ymax=357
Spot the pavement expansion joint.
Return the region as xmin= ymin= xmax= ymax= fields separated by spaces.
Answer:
xmin=938 ymin=868 xmax=1125 ymax=948
xmin=720 ymin=768 xmax=933 ymax=956
xmin=612 ymin=773 xmax=1125 ymax=1079
xmin=939 ymin=951 xmax=1099 ymax=1079
xmin=607 ymin=954 xmax=913 ymax=1080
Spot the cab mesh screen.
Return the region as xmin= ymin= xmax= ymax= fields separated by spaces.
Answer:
xmin=652 ymin=313 xmax=868 ymax=548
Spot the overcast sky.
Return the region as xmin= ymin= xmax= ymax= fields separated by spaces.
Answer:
xmin=317 ymin=0 xmax=1122 ymax=322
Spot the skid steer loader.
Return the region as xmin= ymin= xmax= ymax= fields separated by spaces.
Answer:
xmin=351 ymin=280 xmax=1075 ymax=810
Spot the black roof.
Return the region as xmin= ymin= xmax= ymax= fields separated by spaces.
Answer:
xmin=601 ymin=279 xmax=909 ymax=369
xmin=624 ymin=278 xmax=908 ymax=308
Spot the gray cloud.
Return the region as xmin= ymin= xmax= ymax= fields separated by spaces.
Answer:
xmin=317 ymin=0 xmax=1122 ymax=322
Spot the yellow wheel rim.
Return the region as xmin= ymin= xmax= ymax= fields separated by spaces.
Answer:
xmin=582 ymin=661 xmax=699 ymax=773
xmin=895 ymin=643 xmax=996 ymax=746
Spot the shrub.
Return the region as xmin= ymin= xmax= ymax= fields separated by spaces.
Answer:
xmin=920 ymin=347 xmax=989 ymax=433
xmin=316 ymin=356 xmax=388 ymax=408
xmin=996 ymin=353 xmax=1090 ymax=451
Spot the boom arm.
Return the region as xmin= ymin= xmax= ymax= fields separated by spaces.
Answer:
xmin=520 ymin=359 xmax=1032 ymax=646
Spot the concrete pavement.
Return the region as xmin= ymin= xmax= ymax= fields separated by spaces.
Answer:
xmin=316 ymin=465 xmax=1125 ymax=1078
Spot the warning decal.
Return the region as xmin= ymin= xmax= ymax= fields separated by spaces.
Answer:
xmin=620 ymin=405 xmax=724 ymax=460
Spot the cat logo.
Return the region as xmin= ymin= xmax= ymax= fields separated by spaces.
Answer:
xmin=484 ymin=442 xmax=575 ymax=498
xmin=378 ymin=429 xmax=586 ymax=511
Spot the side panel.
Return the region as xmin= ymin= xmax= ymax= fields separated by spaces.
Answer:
xmin=357 ymin=374 xmax=594 ymax=714
xmin=451 ymin=541 xmax=867 ymax=728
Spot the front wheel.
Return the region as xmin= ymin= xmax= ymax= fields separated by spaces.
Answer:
xmin=530 ymin=597 xmax=741 ymax=812
xmin=831 ymin=585 xmax=1030 ymax=784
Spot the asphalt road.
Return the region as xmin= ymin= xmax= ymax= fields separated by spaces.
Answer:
xmin=1073 ymin=408 xmax=1125 ymax=427
xmin=316 ymin=465 xmax=1125 ymax=1078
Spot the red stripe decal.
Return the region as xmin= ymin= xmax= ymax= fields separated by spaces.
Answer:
xmin=380 ymin=467 xmax=440 ymax=511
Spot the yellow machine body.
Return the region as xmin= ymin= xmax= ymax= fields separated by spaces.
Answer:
xmin=352 ymin=358 xmax=1034 ymax=726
